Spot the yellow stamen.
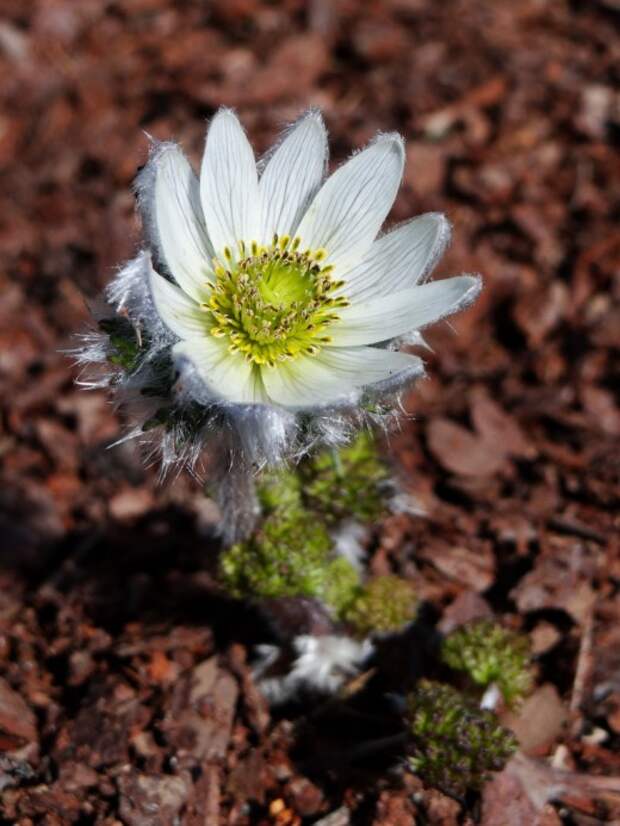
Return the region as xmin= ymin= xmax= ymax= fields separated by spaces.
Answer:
xmin=202 ymin=238 xmax=346 ymax=367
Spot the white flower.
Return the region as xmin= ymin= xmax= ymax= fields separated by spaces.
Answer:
xmin=76 ymin=108 xmax=480 ymax=538
xmin=145 ymin=108 xmax=480 ymax=411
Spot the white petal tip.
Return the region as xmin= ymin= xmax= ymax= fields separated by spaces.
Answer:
xmin=151 ymin=141 xmax=191 ymax=179
xmin=373 ymin=131 xmax=405 ymax=157
xmin=427 ymin=211 xmax=452 ymax=239
xmin=151 ymin=139 xmax=179 ymax=159
xmin=213 ymin=105 xmax=238 ymax=120
xmin=289 ymin=108 xmax=327 ymax=146
xmin=413 ymin=212 xmax=453 ymax=262
xmin=303 ymin=110 xmax=327 ymax=139
xmin=371 ymin=360 xmax=426 ymax=395
xmin=208 ymin=107 xmax=245 ymax=134
xmin=441 ymin=273 xmax=483 ymax=318
xmin=302 ymin=107 xmax=326 ymax=126
xmin=461 ymin=273 xmax=483 ymax=303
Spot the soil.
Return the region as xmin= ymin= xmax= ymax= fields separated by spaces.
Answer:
xmin=0 ymin=0 xmax=619 ymax=823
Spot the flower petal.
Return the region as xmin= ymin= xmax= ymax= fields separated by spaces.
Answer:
xmin=331 ymin=275 xmax=482 ymax=347
xmin=200 ymin=108 xmax=260 ymax=258
xmin=150 ymin=143 xmax=214 ymax=303
xmin=149 ymin=265 xmax=208 ymax=340
xmin=173 ymin=337 xmax=267 ymax=404
xmin=296 ymin=133 xmax=405 ymax=274
xmin=258 ymin=110 xmax=328 ymax=244
xmin=340 ymin=213 xmax=452 ymax=302
xmin=261 ymin=345 xmax=423 ymax=409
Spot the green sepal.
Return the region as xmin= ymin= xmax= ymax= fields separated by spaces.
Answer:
xmin=99 ymin=317 xmax=143 ymax=373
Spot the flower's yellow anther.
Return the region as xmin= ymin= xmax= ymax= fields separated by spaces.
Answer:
xmin=202 ymin=238 xmax=346 ymax=366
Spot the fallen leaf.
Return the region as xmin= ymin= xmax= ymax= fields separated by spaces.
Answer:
xmin=503 ymin=685 xmax=568 ymax=755
xmin=427 ymin=418 xmax=506 ymax=477
xmin=0 ymin=677 xmax=37 ymax=751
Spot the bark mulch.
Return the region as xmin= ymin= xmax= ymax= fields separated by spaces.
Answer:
xmin=0 ymin=0 xmax=618 ymax=823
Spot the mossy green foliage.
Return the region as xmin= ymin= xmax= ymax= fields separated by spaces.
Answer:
xmin=406 ymin=680 xmax=518 ymax=796
xmin=219 ymin=432 xmax=395 ymax=615
xmin=344 ymin=575 xmax=417 ymax=635
xmin=219 ymin=506 xmax=360 ymax=610
xmin=322 ymin=556 xmax=361 ymax=615
xmin=441 ymin=620 xmax=534 ymax=707
xmin=257 ymin=467 xmax=303 ymax=513
xmin=300 ymin=431 xmax=390 ymax=524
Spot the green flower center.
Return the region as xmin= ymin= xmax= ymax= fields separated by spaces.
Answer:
xmin=203 ymin=236 xmax=349 ymax=367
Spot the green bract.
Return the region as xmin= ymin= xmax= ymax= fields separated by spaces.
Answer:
xmin=441 ymin=620 xmax=534 ymax=707
xmin=344 ymin=575 xmax=417 ymax=635
xmin=99 ymin=317 xmax=143 ymax=373
xmin=406 ymin=680 xmax=517 ymax=796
